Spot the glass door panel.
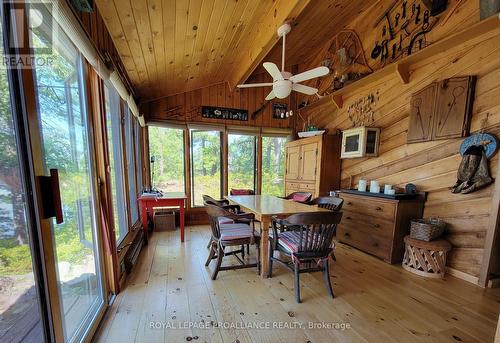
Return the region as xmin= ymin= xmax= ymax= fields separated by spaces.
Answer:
xmin=0 ymin=10 xmax=45 ymax=342
xmin=30 ymin=13 xmax=105 ymax=342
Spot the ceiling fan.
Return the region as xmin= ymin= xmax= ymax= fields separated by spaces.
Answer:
xmin=237 ymin=23 xmax=329 ymax=100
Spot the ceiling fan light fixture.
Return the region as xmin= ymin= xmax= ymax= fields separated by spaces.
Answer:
xmin=274 ymin=80 xmax=292 ymax=99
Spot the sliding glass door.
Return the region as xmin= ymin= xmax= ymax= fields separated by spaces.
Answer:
xmin=28 ymin=7 xmax=106 ymax=342
xmin=0 ymin=8 xmax=47 ymax=342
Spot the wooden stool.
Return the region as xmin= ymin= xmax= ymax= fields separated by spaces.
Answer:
xmin=402 ymin=235 xmax=452 ymax=278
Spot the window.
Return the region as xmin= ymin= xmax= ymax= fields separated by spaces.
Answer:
xmin=228 ymin=133 xmax=257 ymax=192
xmin=104 ymin=85 xmax=128 ymax=244
xmin=261 ymin=136 xmax=288 ymax=196
xmin=0 ymin=11 xmax=44 ymax=340
xmin=148 ymin=126 xmax=185 ymax=192
xmin=190 ymin=129 xmax=222 ymax=206
xmin=125 ymin=107 xmax=138 ymax=224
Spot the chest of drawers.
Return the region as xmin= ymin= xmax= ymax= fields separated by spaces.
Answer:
xmin=337 ymin=192 xmax=425 ymax=264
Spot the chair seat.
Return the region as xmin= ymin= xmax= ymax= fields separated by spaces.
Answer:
xmin=220 ymin=223 xmax=256 ymax=241
xmin=276 ymin=230 xmax=333 ymax=254
xmin=277 ymin=230 xmax=303 ymax=253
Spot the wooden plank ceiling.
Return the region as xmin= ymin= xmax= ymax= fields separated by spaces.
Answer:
xmin=95 ymin=0 xmax=371 ymax=101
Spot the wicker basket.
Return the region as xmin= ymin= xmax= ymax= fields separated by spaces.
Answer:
xmin=410 ymin=218 xmax=446 ymax=241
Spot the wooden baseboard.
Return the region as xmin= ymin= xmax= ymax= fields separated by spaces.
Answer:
xmin=446 ymin=267 xmax=479 ymax=285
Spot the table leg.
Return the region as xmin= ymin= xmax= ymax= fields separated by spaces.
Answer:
xmin=180 ymin=199 xmax=185 ymax=243
xmin=260 ymin=219 xmax=270 ymax=278
xmin=140 ymin=201 xmax=148 ymax=236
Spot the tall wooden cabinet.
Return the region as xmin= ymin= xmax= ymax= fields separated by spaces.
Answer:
xmin=284 ymin=134 xmax=341 ymax=198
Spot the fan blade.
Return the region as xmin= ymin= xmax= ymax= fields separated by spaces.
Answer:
xmin=263 ymin=62 xmax=284 ymax=81
xmin=265 ymin=90 xmax=276 ymax=100
xmin=292 ymin=83 xmax=318 ymax=95
xmin=237 ymin=83 xmax=273 ymax=88
xmin=289 ymin=66 xmax=329 ymax=83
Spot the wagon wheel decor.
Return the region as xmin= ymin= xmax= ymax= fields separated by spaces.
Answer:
xmin=304 ymin=30 xmax=373 ymax=105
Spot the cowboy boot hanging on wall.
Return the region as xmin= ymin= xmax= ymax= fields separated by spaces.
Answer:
xmin=451 ymin=133 xmax=498 ymax=194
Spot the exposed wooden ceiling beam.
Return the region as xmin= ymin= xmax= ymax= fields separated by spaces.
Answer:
xmin=227 ymin=0 xmax=312 ymax=89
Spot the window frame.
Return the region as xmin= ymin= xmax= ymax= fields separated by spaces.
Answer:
xmin=189 ymin=128 xmax=223 ymax=207
xmin=103 ymin=83 xmax=129 ymax=245
xmin=227 ymin=132 xmax=258 ymax=194
xmin=259 ymin=134 xmax=290 ymax=197
xmin=147 ymin=125 xmax=187 ymax=194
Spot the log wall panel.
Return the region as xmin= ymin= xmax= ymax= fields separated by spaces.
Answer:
xmin=293 ymin=2 xmax=500 ymax=280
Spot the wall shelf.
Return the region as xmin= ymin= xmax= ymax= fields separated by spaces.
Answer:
xmin=300 ymin=14 xmax=500 ymax=113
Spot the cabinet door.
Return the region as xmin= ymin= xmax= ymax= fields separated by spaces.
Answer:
xmin=285 ymin=145 xmax=300 ymax=180
xmin=407 ymin=83 xmax=437 ymax=143
xmin=433 ymin=76 xmax=475 ymax=140
xmin=300 ymin=142 xmax=319 ymax=182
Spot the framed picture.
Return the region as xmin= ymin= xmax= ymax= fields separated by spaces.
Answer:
xmin=272 ymin=103 xmax=287 ymax=119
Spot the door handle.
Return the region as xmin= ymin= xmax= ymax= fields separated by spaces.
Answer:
xmin=38 ymin=169 xmax=63 ymax=224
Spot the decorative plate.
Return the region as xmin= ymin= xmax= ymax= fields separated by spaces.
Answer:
xmin=460 ymin=133 xmax=498 ymax=159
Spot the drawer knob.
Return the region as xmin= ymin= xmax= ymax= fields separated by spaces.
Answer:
xmin=345 ymin=232 xmax=351 ymax=237
xmin=374 ymin=224 xmax=380 ymax=228
xmin=347 ymin=202 xmax=353 ymax=205
xmin=373 ymin=242 xmax=379 ymax=247
xmin=375 ymin=206 xmax=382 ymax=211
xmin=346 ymin=216 xmax=352 ymax=220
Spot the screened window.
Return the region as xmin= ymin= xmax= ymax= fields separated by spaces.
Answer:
xmin=148 ymin=126 xmax=185 ymax=193
xmin=261 ymin=136 xmax=288 ymax=196
xmin=104 ymin=85 xmax=128 ymax=244
xmin=125 ymin=107 xmax=138 ymax=224
xmin=190 ymin=129 xmax=222 ymax=206
xmin=228 ymin=133 xmax=257 ymax=192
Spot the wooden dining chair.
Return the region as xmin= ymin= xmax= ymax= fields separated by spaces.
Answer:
xmin=308 ymin=197 xmax=344 ymax=211
xmin=204 ymin=204 xmax=260 ymax=280
xmin=268 ymin=211 xmax=343 ymax=303
xmin=203 ymin=194 xmax=252 ymax=254
xmin=280 ymin=191 xmax=312 ymax=203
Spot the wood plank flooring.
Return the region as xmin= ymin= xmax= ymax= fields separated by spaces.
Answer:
xmin=94 ymin=226 xmax=500 ymax=343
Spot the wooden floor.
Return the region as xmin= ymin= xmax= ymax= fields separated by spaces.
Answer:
xmin=95 ymin=226 xmax=500 ymax=343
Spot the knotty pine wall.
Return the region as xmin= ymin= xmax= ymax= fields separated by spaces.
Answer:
xmin=141 ymin=73 xmax=295 ymax=129
xmin=296 ymin=2 xmax=500 ymax=282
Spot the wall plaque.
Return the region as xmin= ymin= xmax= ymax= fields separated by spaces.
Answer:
xmin=201 ymin=106 xmax=248 ymax=121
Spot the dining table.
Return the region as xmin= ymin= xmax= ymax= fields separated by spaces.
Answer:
xmin=226 ymin=194 xmax=330 ymax=278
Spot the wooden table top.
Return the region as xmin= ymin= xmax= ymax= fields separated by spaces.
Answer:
xmin=139 ymin=192 xmax=187 ymax=200
xmin=226 ymin=194 xmax=329 ymax=217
